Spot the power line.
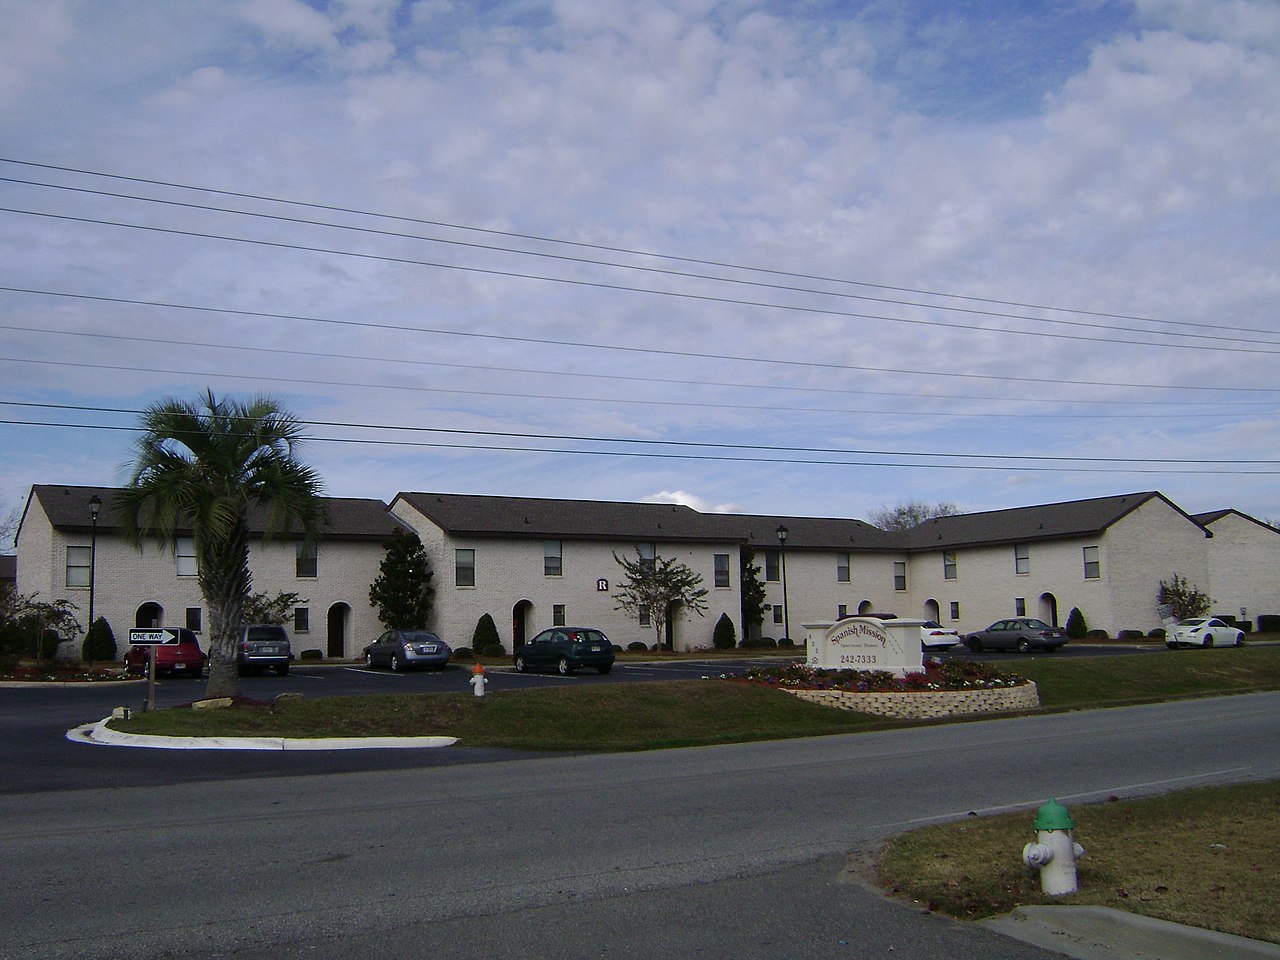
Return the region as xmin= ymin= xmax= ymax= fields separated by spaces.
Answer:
xmin=5 ymin=172 xmax=1275 ymax=347
xmin=4 ymin=205 xmax=1276 ymax=356
xmin=0 ymin=155 xmax=1231 ymax=331
xmin=4 ymin=285 xmax=1277 ymax=397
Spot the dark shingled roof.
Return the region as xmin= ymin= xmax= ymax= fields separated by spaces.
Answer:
xmin=900 ymin=491 xmax=1206 ymax=550
xmin=394 ymin=492 xmax=733 ymax=543
xmin=1193 ymin=509 xmax=1279 ymax=534
xmin=699 ymin=513 xmax=902 ymax=552
xmin=28 ymin=485 xmax=401 ymax=541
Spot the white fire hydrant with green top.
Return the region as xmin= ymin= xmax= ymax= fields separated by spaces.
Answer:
xmin=1022 ymin=798 xmax=1085 ymax=895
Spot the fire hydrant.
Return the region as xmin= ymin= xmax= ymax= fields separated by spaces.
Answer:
xmin=469 ymin=662 xmax=488 ymax=700
xmin=1022 ymin=798 xmax=1085 ymax=895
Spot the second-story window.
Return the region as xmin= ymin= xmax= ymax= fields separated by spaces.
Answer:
xmin=836 ymin=553 xmax=850 ymax=583
xmin=893 ymin=561 xmax=907 ymax=591
xmin=1083 ymin=546 xmax=1101 ymax=580
xmin=296 ymin=541 xmax=318 ymax=578
xmin=943 ymin=551 xmax=957 ymax=580
xmin=1014 ymin=543 xmax=1030 ymax=575
xmin=544 ymin=540 xmax=562 ymax=577
xmin=765 ymin=549 xmax=780 ymax=582
xmin=714 ymin=553 xmax=730 ymax=588
xmin=456 ymin=548 xmax=476 ymax=587
xmin=176 ymin=538 xmax=198 ymax=577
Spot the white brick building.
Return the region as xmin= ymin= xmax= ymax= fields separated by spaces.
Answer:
xmin=14 ymin=485 xmax=1280 ymax=657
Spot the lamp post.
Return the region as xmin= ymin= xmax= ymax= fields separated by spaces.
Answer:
xmin=776 ymin=524 xmax=790 ymax=643
xmin=88 ymin=494 xmax=101 ymax=633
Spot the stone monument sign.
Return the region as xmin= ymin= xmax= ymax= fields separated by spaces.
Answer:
xmin=803 ymin=617 xmax=925 ymax=677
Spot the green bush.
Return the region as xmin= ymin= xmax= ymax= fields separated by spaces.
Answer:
xmin=626 ymin=641 xmax=648 ymax=652
xmin=82 ymin=617 xmax=117 ymax=663
xmin=712 ymin=613 xmax=736 ymax=650
xmin=777 ymin=637 xmax=795 ymax=648
xmin=1065 ymin=607 xmax=1088 ymax=639
xmin=300 ymin=648 xmax=323 ymax=660
xmin=1259 ymin=615 xmax=1280 ymax=633
xmin=1117 ymin=629 xmax=1144 ymax=640
xmin=471 ymin=614 xmax=504 ymax=656
xmin=1086 ymin=629 xmax=1110 ymax=640
xmin=1148 ymin=628 xmax=1166 ymax=638
xmin=1239 ymin=621 xmax=1253 ymax=633
xmin=451 ymin=647 xmax=474 ymax=661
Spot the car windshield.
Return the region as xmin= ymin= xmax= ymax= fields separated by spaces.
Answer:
xmin=1180 ymin=618 xmax=1206 ymax=627
xmin=922 ymin=621 xmax=941 ymax=629
xmin=1024 ymin=619 xmax=1050 ymax=629
xmin=403 ymin=632 xmax=440 ymax=643
xmin=247 ymin=626 xmax=286 ymax=642
xmin=566 ymin=630 xmax=607 ymax=644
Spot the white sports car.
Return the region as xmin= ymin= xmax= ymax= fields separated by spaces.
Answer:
xmin=1167 ymin=617 xmax=1244 ymax=649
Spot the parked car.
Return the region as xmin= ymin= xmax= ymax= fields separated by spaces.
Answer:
xmin=1167 ymin=617 xmax=1244 ymax=649
xmin=513 ymin=627 xmax=615 ymax=675
xmin=123 ymin=627 xmax=207 ymax=678
xmin=363 ymin=629 xmax=452 ymax=671
xmin=964 ymin=618 xmax=1067 ymax=653
xmin=920 ymin=620 xmax=961 ymax=651
xmin=237 ymin=624 xmax=292 ymax=676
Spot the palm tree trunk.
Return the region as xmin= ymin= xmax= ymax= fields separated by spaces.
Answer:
xmin=200 ymin=520 xmax=251 ymax=699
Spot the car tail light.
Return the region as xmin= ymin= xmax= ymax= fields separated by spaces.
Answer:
xmin=404 ymin=643 xmax=414 ymax=653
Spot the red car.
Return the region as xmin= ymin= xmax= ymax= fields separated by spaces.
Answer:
xmin=123 ymin=628 xmax=208 ymax=678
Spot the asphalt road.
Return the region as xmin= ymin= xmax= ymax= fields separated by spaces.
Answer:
xmin=2 ymin=678 xmax=1278 ymax=960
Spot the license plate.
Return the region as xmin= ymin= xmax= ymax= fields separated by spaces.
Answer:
xmin=591 ymin=644 xmax=604 ymax=651
xmin=174 ymin=662 xmax=186 ymax=669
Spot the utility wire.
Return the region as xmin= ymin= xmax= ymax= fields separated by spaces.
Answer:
xmin=4 ymin=285 xmax=1277 ymax=397
xmin=0 ymin=156 xmax=1251 ymax=331
xmin=4 ymin=173 xmax=1275 ymax=346
xmin=3 ymin=206 xmax=1275 ymax=356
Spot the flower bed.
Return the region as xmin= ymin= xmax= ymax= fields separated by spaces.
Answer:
xmin=0 ymin=661 xmax=134 ymax=683
xmin=740 ymin=660 xmax=1039 ymax=720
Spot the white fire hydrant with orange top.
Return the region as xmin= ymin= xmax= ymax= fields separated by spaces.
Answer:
xmin=469 ymin=662 xmax=488 ymax=699
xmin=1022 ymin=798 xmax=1085 ymax=895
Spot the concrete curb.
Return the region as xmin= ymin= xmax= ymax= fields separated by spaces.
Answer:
xmin=982 ymin=905 xmax=1280 ymax=960
xmin=66 ymin=718 xmax=457 ymax=751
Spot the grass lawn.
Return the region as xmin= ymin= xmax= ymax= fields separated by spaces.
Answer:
xmin=878 ymin=780 xmax=1280 ymax=944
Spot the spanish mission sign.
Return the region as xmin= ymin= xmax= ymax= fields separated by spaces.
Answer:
xmin=803 ymin=617 xmax=925 ymax=677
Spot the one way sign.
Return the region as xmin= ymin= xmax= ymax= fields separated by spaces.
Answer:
xmin=128 ymin=628 xmax=180 ymax=645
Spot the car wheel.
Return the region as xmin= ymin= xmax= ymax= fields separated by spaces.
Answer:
xmin=966 ymin=637 xmax=982 ymax=653
xmin=514 ymin=655 xmax=527 ymax=673
xmin=390 ymin=654 xmax=401 ymax=671
xmin=558 ymin=657 xmax=572 ymax=675
xmin=1203 ymin=634 xmax=1214 ymax=647
xmin=1166 ymin=641 xmax=1178 ymax=650
xmin=1017 ymin=640 xmax=1032 ymax=654
xmin=1234 ymin=633 xmax=1245 ymax=647
xmin=597 ymin=664 xmax=612 ymax=675
xmin=276 ymin=663 xmax=289 ymax=677
xmin=365 ymin=652 xmax=374 ymax=668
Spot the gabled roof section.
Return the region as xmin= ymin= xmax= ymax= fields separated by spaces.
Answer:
xmin=1193 ymin=509 xmax=1280 ymax=535
xmin=394 ymin=492 xmax=734 ymax=543
xmin=28 ymin=485 xmax=400 ymax=541
xmin=699 ymin=513 xmax=902 ymax=552
xmin=901 ymin=492 xmax=1206 ymax=550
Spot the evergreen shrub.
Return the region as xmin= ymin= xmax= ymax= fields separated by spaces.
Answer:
xmin=1065 ymin=607 xmax=1088 ymax=640
xmin=712 ymin=613 xmax=736 ymax=650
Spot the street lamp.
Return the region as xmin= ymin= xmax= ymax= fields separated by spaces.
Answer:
xmin=88 ymin=494 xmax=101 ymax=633
xmin=775 ymin=524 xmax=790 ymax=643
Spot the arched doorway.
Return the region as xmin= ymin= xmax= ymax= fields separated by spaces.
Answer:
xmin=512 ymin=599 xmax=533 ymax=650
xmin=1039 ymin=593 xmax=1059 ymax=626
xmin=135 ymin=602 xmax=162 ymax=628
xmin=327 ymin=603 xmax=350 ymax=658
xmin=923 ymin=599 xmax=941 ymax=622
xmin=858 ymin=599 xmax=874 ymax=616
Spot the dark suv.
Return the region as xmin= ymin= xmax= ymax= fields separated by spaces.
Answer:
xmin=513 ymin=627 xmax=615 ymax=675
xmin=237 ymin=624 xmax=293 ymax=676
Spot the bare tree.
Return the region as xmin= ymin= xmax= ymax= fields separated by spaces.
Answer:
xmin=612 ymin=550 xmax=708 ymax=650
xmin=868 ymin=500 xmax=960 ymax=531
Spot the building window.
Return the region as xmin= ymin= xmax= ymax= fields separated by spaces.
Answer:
xmin=1083 ymin=546 xmax=1101 ymax=580
xmin=66 ymin=546 xmax=91 ymax=588
xmin=186 ymin=607 xmax=202 ymax=632
xmin=553 ymin=604 xmax=566 ymax=626
xmin=455 ymin=548 xmax=476 ymax=587
xmin=294 ymin=607 xmax=310 ymax=633
xmin=773 ymin=605 xmax=784 ymax=625
xmin=296 ymin=541 xmax=318 ymax=578
xmin=943 ymin=551 xmax=957 ymax=580
xmin=836 ymin=553 xmax=850 ymax=583
xmin=544 ymin=540 xmax=562 ymax=577
xmin=1015 ymin=597 xmax=1026 ymax=617
xmin=639 ymin=608 xmax=650 ymax=627
xmin=837 ymin=604 xmax=848 ymax=620
xmin=765 ymin=550 xmax=780 ymax=582
xmin=1014 ymin=543 xmax=1030 ymax=575
xmin=714 ymin=553 xmax=730 ymax=588
xmin=637 ymin=542 xmax=656 ymax=572
xmin=949 ymin=601 xmax=960 ymax=621
xmin=176 ymin=537 xmax=197 ymax=577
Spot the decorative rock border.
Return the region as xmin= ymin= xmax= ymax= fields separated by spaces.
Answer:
xmin=782 ymin=681 xmax=1040 ymax=720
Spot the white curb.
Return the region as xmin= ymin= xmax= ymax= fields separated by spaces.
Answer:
xmin=67 ymin=718 xmax=456 ymax=750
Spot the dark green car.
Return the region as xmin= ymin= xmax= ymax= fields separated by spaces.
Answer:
xmin=513 ymin=627 xmax=615 ymax=675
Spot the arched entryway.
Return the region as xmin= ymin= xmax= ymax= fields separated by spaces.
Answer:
xmin=858 ymin=599 xmax=875 ymax=616
xmin=1039 ymin=593 xmax=1059 ymax=626
xmin=512 ymin=599 xmax=533 ymax=650
xmin=135 ymin=602 xmax=163 ymax=628
xmin=923 ymin=599 xmax=941 ymax=622
xmin=326 ymin=603 xmax=350 ymax=658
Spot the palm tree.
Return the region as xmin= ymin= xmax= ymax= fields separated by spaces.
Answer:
xmin=118 ymin=390 xmax=323 ymax=698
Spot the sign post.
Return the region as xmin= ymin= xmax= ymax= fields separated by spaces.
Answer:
xmin=128 ymin=629 xmax=179 ymax=712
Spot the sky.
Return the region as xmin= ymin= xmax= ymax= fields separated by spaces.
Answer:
xmin=1 ymin=0 xmax=1279 ymax=541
